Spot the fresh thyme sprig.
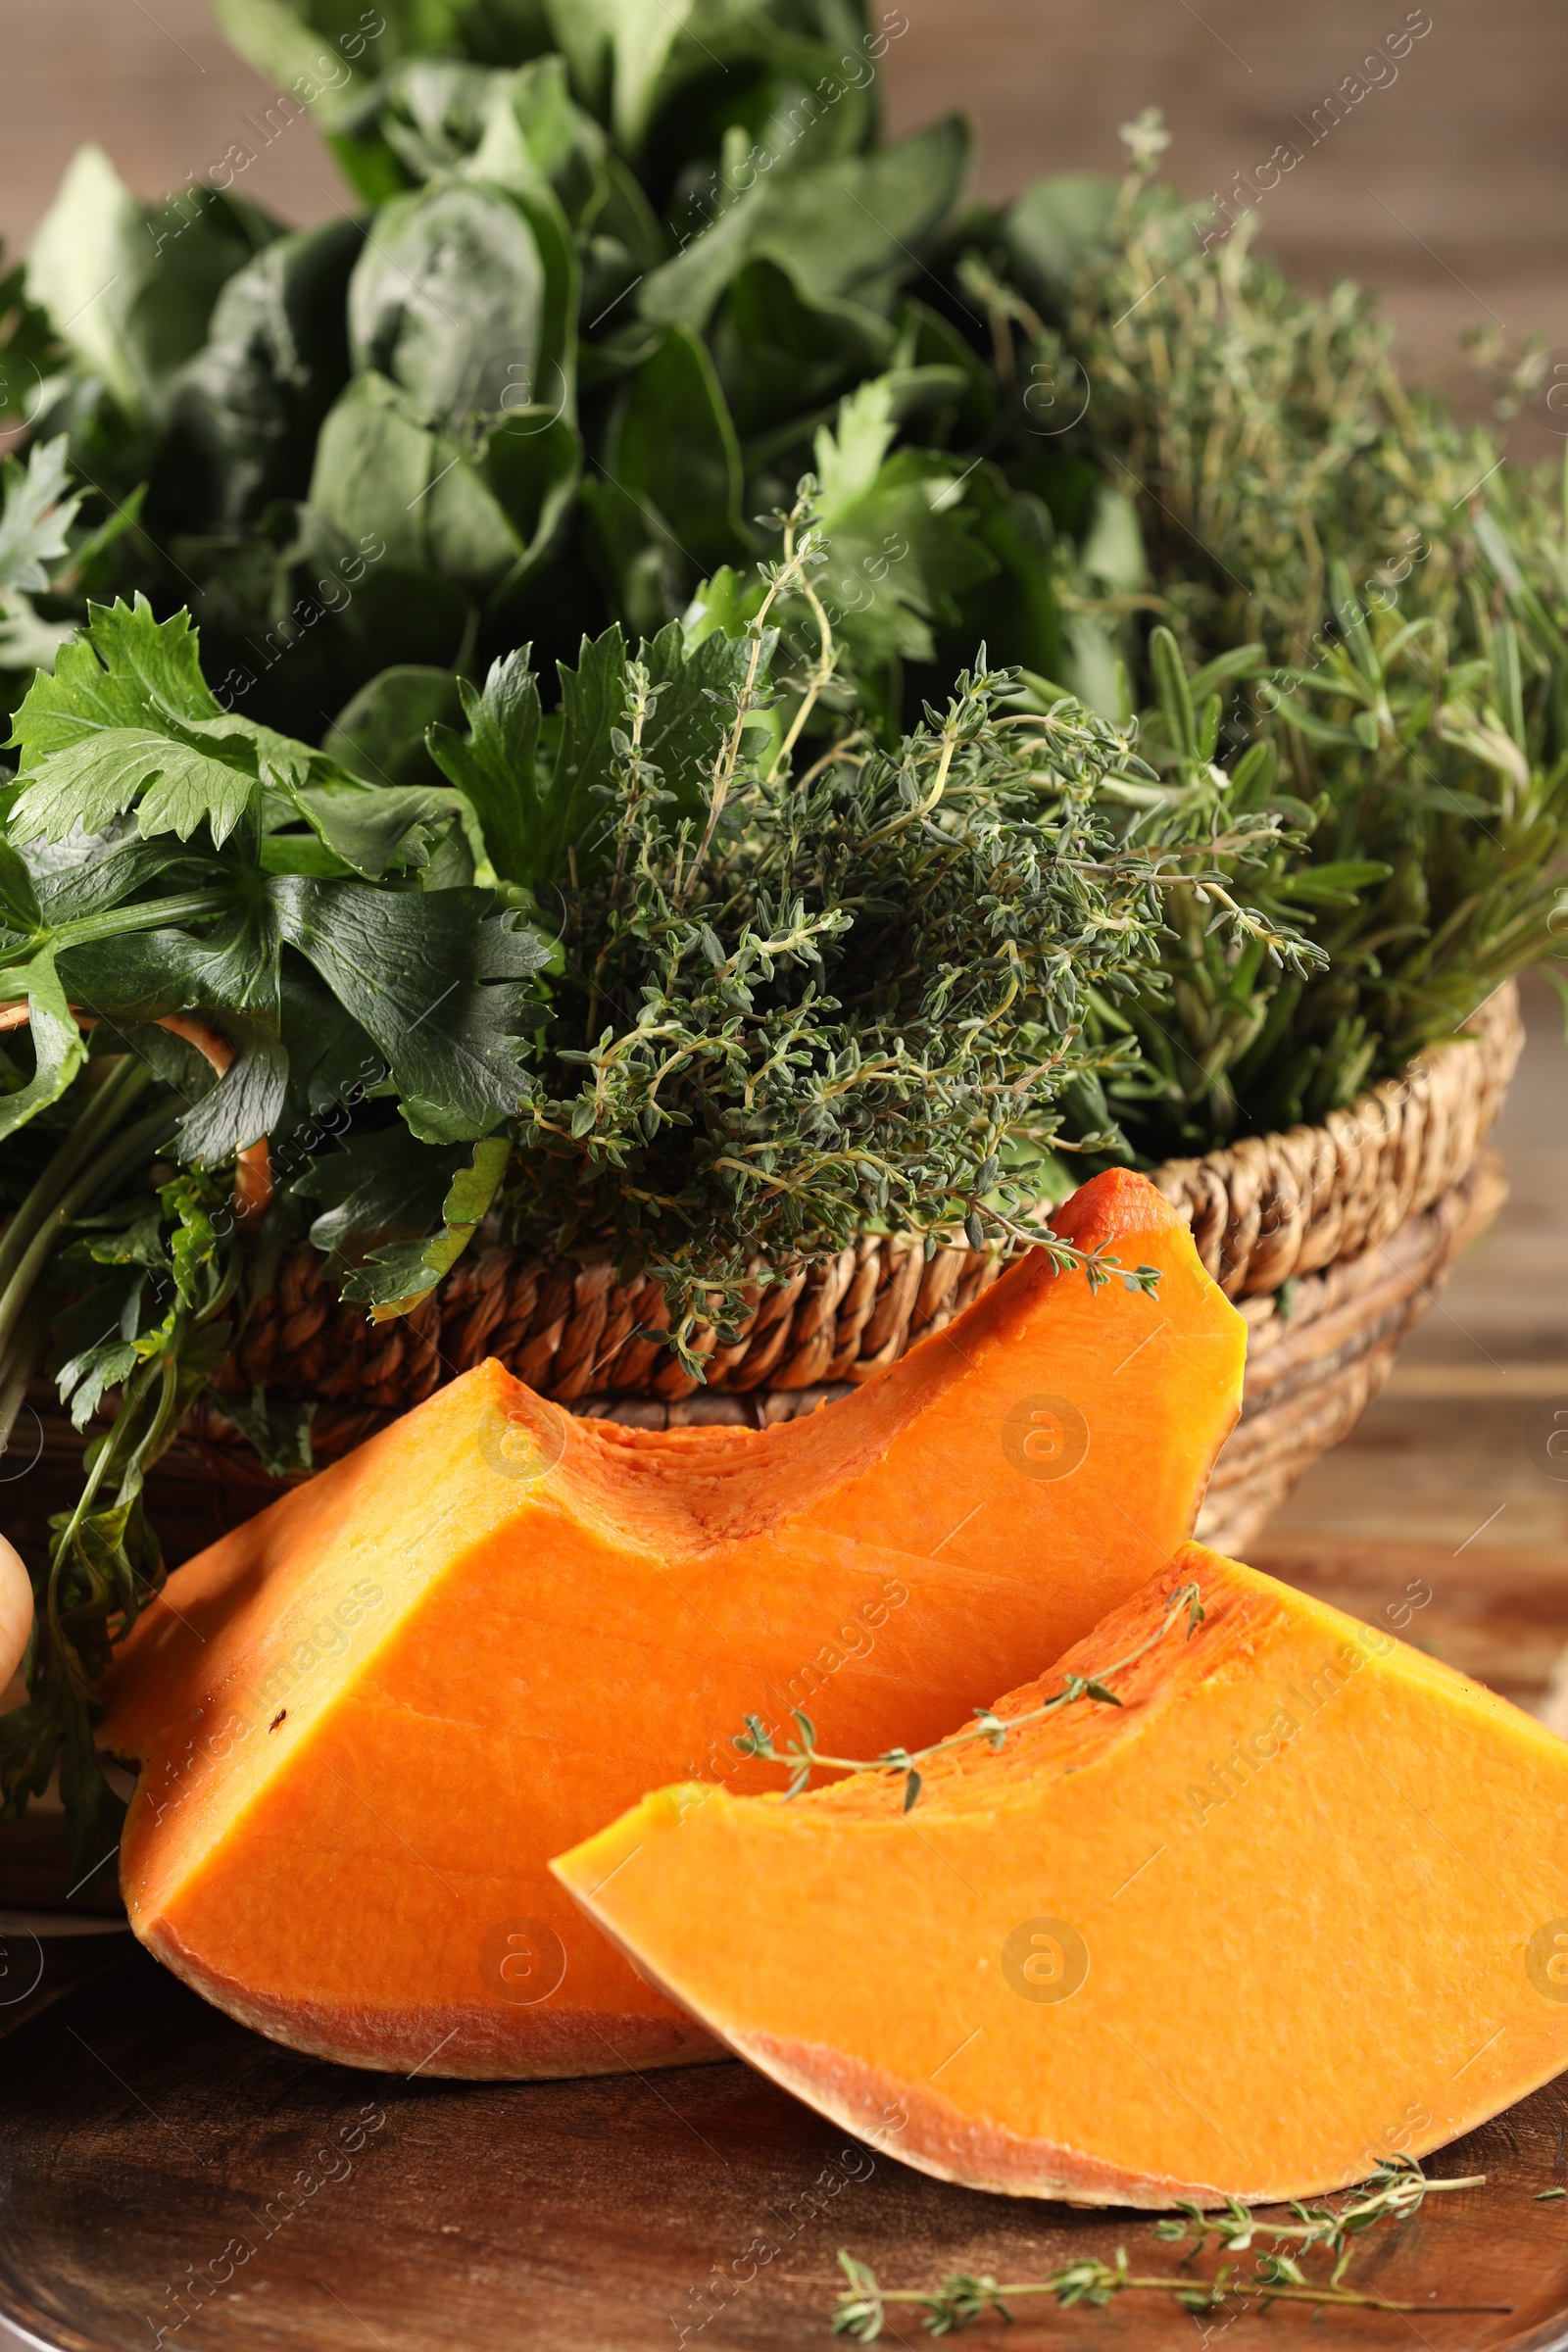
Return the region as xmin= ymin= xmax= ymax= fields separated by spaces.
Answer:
xmin=735 ymin=1580 xmax=1203 ymax=1811
xmin=1154 ymin=2153 xmax=1486 ymax=2287
xmin=830 ymin=2236 xmax=1508 ymax=2341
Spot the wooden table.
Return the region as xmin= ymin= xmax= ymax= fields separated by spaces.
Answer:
xmin=7 ymin=1937 xmax=1568 ymax=2352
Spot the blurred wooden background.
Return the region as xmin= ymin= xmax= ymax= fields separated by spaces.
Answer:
xmin=1 ymin=0 xmax=1565 ymax=421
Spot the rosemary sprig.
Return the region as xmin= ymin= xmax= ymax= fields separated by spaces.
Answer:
xmin=735 ymin=1580 xmax=1203 ymax=1811
xmin=830 ymin=2241 xmax=1509 ymax=2341
xmin=1155 ymin=2152 xmax=1485 ymax=2286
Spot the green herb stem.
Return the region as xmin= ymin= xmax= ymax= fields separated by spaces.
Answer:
xmin=833 ymin=2262 xmax=1508 ymax=2336
xmin=1156 ymin=2162 xmax=1486 ymax=2284
xmin=0 ymin=1289 xmax=50 ymax=1458
xmin=0 ymin=1055 xmax=150 ymax=1303
xmin=0 ymin=1092 xmax=172 ymax=1366
xmin=737 ymin=1580 xmax=1204 ymax=1809
xmin=0 ymin=889 xmax=233 ymax=984
xmin=831 ymin=2161 xmax=1503 ymax=2342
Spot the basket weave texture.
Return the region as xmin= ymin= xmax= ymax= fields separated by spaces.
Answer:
xmin=196 ymin=984 xmax=1522 ymax=1552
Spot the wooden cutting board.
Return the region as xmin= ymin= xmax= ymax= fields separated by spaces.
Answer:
xmin=4 ymin=1942 xmax=1568 ymax=2352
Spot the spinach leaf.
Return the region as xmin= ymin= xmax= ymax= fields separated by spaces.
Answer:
xmin=26 ymin=144 xmax=278 ymax=421
xmin=348 ymin=179 xmax=551 ymax=432
xmin=208 ymin=0 xmax=527 ymax=122
xmin=711 ymin=259 xmax=893 ymax=438
xmin=322 ymin=663 xmax=466 ymax=793
xmin=482 ymin=407 xmax=583 ymax=595
xmin=604 ymin=322 xmax=747 ymax=573
xmin=1002 ymin=173 xmax=1119 ymax=314
xmin=641 ymin=120 xmax=970 ymax=331
xmin=308 ymin=371 xmax=523 ymax=594
xmin=154 ymin=218 xmax=365 ymax=533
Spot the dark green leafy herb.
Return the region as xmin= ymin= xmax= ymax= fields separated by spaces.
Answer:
xmin=16 ymin=50 xmax=1562 ymax=1152
xmin=0 ymin=593 xmax=554 ymax=1854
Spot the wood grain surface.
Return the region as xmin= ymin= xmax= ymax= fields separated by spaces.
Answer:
xmin=6 ymin=1945 xmax=1568 ymax=2352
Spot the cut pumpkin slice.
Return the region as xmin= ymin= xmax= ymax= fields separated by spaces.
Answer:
xmin=555 ymin=1541 xmax=1568 ymax=2204
xmin=97 ymin=1170 xmax=1242 ymax=2079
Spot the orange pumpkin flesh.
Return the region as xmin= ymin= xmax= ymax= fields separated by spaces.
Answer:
xmin=96 ymin=1171 xmax=1244 ymax=2078
xmin=555 ymin=1542 xmax=1568 ymax=2205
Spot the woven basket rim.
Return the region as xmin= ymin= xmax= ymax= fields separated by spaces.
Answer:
xmin=216 ymin=983 xmax=1523 ymax=1419
xmin=1150 ymin=978 xmax=1523 ymax=1297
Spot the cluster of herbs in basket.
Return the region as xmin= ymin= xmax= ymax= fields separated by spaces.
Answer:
xmin=0 ymin=510 xmax=1298 ymax=1857
xmin=3 ymin=21 xmax=1564 ymax=1157
xmin=0 ymin=0 xmax=1566 ymax=1856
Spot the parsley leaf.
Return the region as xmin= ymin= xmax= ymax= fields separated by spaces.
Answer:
xmin=269 ymin=876 xmax=549 ymax=1140
xmin=0 ymin=435 xmax=80 ymax=597
xmin=9 ymin=597 xmax=313 ymax=847
xmin=338 ymin=1133 xmax=512 ymax=1317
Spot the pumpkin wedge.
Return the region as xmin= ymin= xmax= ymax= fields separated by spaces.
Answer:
xmin=555 ymin=1542 xmax=1568 ymax=2205
xmin=97 ymin=1170 xmax=1243 ymax=2079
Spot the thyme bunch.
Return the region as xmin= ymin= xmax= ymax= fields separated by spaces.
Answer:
xmin=735 ymin=1580 xmax=1203 ymax=1811
xmin=505 ymin=484 xmax=1325 ymax=1355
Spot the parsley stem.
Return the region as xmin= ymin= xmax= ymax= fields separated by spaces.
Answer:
xmin=50 ymin=887 xmax=233 ymax=953
xmin=0 ymin=890 xmax=237 ymax=987
xmin=0 ymin=1056 xmax=150 ymax=1302
xmin=0 ymin=1290 xmax=50 ymax=1459
xmin=0 ymin=1093 xmax=172 ymax=1371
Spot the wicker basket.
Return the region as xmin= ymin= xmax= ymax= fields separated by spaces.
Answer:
xmin=155 ymin=982 xmax=1525 ymax=1558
